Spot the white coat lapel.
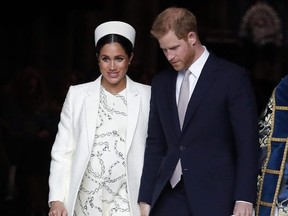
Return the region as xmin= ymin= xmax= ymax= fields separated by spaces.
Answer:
xmin=85 ymin=76 xmax=102 ymax=150
xmin=126 ymin=77 xmax=140 ymax=154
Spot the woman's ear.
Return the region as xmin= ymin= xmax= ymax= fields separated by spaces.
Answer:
xmin=129 ymin=53 xmax=134 ymax=64
xmin=96 ymin=54 xmax=99 ymax=63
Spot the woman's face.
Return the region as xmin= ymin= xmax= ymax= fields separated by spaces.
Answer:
xmin=98 ymin=42 xmax=132 ymax=91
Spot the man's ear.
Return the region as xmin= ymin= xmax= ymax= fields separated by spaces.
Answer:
xmin=187 ymin=32 xmax=197 ymax=45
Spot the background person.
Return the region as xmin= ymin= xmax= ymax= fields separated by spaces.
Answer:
xmin=257 ymin=74 xmax=288 ymax=216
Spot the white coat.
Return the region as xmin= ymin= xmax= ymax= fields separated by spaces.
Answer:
xmin=48 ymin=75 xmax=151 ymax=215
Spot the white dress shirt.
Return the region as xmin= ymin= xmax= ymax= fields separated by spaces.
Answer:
xmin=176 ymin=46 xmax=210 ymax=103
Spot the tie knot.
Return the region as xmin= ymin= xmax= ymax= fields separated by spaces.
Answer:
xmin=183 ymin=69 xmax=190 ymax=80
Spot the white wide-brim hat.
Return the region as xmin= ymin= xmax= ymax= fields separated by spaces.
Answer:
xmin=94 ymin=21 xmax=136 ymax=47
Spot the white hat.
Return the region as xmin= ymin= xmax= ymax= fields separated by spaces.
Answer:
xmin=94 ymin=21 xmax=136 ymax=47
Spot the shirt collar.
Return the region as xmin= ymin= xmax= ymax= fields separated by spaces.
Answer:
xmin=187 ymin=46 xmax=209 ymax=78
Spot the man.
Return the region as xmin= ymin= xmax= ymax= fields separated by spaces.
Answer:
xmin=138 ymin=7 xmax=259 ymax=216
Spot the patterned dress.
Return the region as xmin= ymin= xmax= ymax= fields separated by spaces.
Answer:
xmin=74 ymin=86 xmax=130 ymax=216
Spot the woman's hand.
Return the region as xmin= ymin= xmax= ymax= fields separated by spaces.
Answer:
xmin=48 ymin=201 xmax=68 ymax=216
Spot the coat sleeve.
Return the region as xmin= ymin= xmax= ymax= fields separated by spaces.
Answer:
xmin=48 ymin=87 xmax=74 ymax=204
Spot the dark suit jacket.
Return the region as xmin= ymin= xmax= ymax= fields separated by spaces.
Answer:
xmin=138 ymin=53 xmax=259 ymax=215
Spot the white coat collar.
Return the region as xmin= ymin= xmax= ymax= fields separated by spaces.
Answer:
xmin=85 ymin=75 xmax=141 ymax=156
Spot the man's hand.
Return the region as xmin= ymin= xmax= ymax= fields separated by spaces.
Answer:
xmin=233 ymin=201 xmax=254 ymax=216
xmin=139 ymin=202 xmax=151 ymax=216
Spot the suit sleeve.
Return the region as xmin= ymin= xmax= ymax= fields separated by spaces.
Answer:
xmin=138 ymin=75 xmax=167 ymax=204
xmin=228 ymin=68 xmax=259 ymax=204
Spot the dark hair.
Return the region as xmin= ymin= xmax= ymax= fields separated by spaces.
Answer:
xmin=95 ymin=34 xmax=133 ymax=57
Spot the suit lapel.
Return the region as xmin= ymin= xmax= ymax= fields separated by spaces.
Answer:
xmin=125 ymin=77 xmax=140 ymax=155
xmin=182 ymin=55 xmax=219 ymax=131
xmin=171 ymin=79 xmax=182 ymax=136
xmin=85 ymin=77 xmax=101 ymax=150
xmin=160 ymin=70 xmax=182 ymax=136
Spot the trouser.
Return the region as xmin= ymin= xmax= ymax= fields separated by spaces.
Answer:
xmin=150 ymin=177 xmax=192 ymax=216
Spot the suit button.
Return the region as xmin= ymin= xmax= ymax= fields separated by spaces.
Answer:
xmin=180 ymin=146 xmax=185 ymax=150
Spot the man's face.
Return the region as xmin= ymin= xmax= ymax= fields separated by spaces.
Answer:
xmin=158 ymin=30 xmax=196 ymax=71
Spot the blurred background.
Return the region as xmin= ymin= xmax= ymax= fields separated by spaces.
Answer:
xmin=1 ymin=0 xmax=288 ymax=215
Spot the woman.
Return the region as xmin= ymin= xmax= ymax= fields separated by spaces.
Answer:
xmin=48 ymin=21 xmax=151 ymax=216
